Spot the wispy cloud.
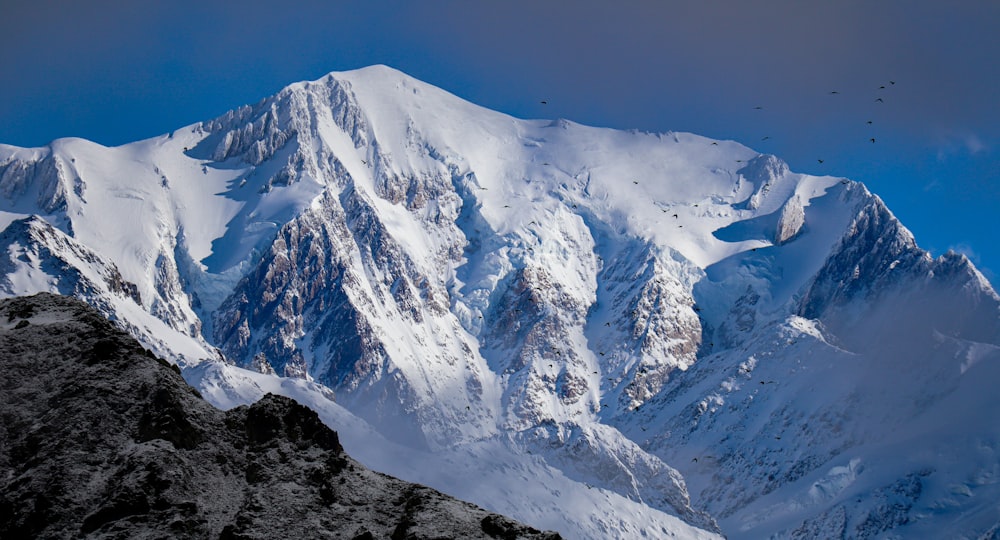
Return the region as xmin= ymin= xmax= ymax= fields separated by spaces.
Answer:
xmin=936 ymin=132 xmax=989 ymax=162
xmin=922 ymin=179 xmax=941 ymax=192
xmin=964 ymin=134 xmax=986 ymax=154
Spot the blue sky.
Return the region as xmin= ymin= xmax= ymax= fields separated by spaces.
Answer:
xmin=2 ymin=0 xmax=998 ymax=282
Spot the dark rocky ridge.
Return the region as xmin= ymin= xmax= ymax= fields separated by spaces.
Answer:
xmin=0 ymin=293 xmax=561 ymax=539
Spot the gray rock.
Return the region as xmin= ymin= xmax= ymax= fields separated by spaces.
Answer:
xmin=0 ymin=293 xmax=561 ymax=540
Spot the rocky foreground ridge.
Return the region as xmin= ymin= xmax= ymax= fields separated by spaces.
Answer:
xmin=0 ymin=293 xmax=560 ymax=540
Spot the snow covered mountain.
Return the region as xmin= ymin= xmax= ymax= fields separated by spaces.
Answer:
xmin=0 ymin=64 xmax=997 ymax=538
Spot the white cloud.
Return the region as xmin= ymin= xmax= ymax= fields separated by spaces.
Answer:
xmin=936 ymin=131 xmax=989 ymax=162
xmin=922 ymin=179 xmax=941 ymax=192
xmin=964 ymin=134 xmax=986 ymax=155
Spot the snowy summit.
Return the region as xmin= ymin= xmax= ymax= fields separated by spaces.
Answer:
xmin=0 ymin=65 xmax=997 ymax=538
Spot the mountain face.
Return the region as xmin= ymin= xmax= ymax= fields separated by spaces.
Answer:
xmin=0 ymin=65 xmax=997 ymax=538
xmin=0 ymin=293 xmax=561 ymax=540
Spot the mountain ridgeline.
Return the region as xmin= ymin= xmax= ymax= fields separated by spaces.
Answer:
xmin=0 ymin=65 xmax=997 ymax=538
xmin=0 ymin=293 xmax=561 ymax=539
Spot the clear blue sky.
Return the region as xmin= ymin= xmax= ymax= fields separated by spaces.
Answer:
xmin=2 ymin=1 xmax=998 ymax=282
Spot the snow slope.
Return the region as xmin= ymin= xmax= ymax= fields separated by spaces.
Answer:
xmin=0 ymin=64 xmax=996 ymax=538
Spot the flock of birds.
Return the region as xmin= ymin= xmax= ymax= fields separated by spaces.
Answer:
xmin=540 ymin=79 xmax=899 ymax=167
xmin=795 ymin=81 xmax=898 ymax=164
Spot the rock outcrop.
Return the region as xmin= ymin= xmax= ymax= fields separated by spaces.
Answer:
xmin=0 ymin=293 xmax=560 ymax=540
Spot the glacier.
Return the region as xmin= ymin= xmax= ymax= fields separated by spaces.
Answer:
xmin=0 ymin=64 xmax=997 ymax=538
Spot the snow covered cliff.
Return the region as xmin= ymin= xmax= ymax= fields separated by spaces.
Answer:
xmin=0 ymin=65 xmax=996 ymax=538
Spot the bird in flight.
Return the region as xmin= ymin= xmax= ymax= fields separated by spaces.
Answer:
xmin=866 ymin=120 xmax=873 ymax=125
xmin=754 ymin=106 xmax=763 ymax=110
xmin=875 ymin=98 xmax=884 ymax=103
xmin=870 ymin=138 xmax=876 ymax=143
xmin=829 ymin=91 xmax=840 ymax=94
xmin=761 ymin=136 xmax=770 ymax=141
xmin=540 ymin=100 xmax=548 ymax=105
xmin=817 ymin=159 xmax=825 ymax=164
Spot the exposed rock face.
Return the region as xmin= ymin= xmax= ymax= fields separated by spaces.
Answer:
xmin=0 ymin=216 xmax=141 ymax=305
xmin=798 ymin=195 xmax=1000 ymax=345
xmin=774 ymin=195 xmax=804 ymax=245
xmin=739 ymin=154 xmax=790 ymax=212
xmin=0 ymin=293 xmax=560 ymax=540
xmin=0 ymin=152 xmax=73 ymax=213
xmin=798 ymin=196 xmax=926 ymax=321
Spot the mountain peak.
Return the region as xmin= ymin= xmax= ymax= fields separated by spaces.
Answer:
xmin=0 ymin=65 xmax=996 ymax=539
xmin=318 ymin=63 xmax=424 ymax=87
